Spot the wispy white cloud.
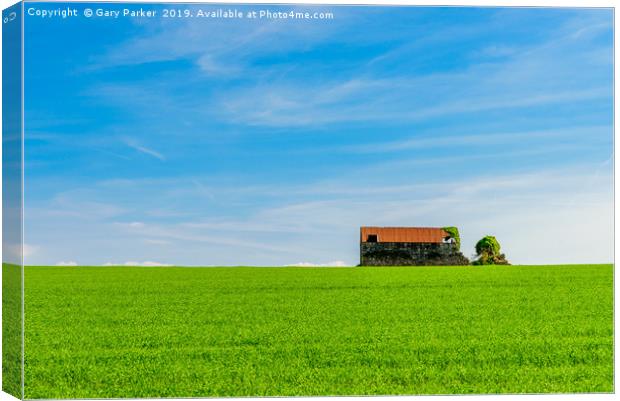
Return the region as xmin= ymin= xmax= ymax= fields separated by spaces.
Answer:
xmin=143 ymin=238 xmax=171 ymax=245
xmin=113 ymin=220 xmax=307 ymax=255
xmin=343 ymin=125 xmax=611 ymax=154
xmin=124 ymin=139 xmax=166 ymax=161
xmin=196 ymin=54 xmax=239 ymax=76
xmin=28 ymin=195 xmax=126 ymax=220
xmin=92 ymin=5 xmax=340 ymax=75
xmin=210 ymin=14 xmax=611 ymax=127
xmin=103 ymin=261 xmax=172 ymax=267
xmin=56 ymin=261 xmax=78 ymax=266
xmin=216 ymin=74 xmax=609 ymax=128
xmin=285 ymin=261 xmax=351 ymax=267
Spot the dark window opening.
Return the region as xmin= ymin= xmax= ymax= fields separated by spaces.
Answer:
xmin=367 ymin=234 xmax=378 ymax=243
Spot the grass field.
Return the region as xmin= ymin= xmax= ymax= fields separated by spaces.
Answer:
xmin=2 ymin=263 xmax=22 ymax=398
xmin=23 ymin=264 xmax=613 ymax=398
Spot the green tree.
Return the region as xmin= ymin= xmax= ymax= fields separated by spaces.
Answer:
xmin=473 ymin=235 xmax=510 ymax=265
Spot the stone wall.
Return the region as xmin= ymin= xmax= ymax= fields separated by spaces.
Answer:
xmin=360 ymin=242 xmax=470 ymax=266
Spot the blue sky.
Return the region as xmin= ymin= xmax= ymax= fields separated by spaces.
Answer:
xmin=23 ymin=4 xmax=613 ymax=266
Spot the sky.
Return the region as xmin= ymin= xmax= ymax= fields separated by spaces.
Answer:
xmin=22 ymin=4 xmax=613 ymax=266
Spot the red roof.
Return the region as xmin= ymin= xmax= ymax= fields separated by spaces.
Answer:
xmin=360 ymin=227 xmax=449 ymax=243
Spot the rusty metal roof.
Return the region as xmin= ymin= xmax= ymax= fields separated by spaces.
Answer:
xmin=360 ymin=227 xmax=449 ymax=243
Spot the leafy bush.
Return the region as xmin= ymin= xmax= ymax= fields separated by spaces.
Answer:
xmin=473 ymin=235 xmax=510 ymax=265
xmin=442 ymin=226 xmax=461 ymax=251
xmin=475 ymin=235 xmax=500 ymax=255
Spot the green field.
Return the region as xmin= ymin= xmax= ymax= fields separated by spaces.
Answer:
xmin=23 ymin=264 xmax=613 ymax=398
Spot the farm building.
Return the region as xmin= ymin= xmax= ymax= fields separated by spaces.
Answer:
xmin=359 ymin=226 xmax=469 ymax=266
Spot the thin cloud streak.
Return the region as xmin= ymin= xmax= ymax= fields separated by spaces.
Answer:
xmin=124 ymin=139 xmax=166 ymax=161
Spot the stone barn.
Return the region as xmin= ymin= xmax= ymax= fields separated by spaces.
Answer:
xmin=359 ymin=226 xmax=469 ymax=266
